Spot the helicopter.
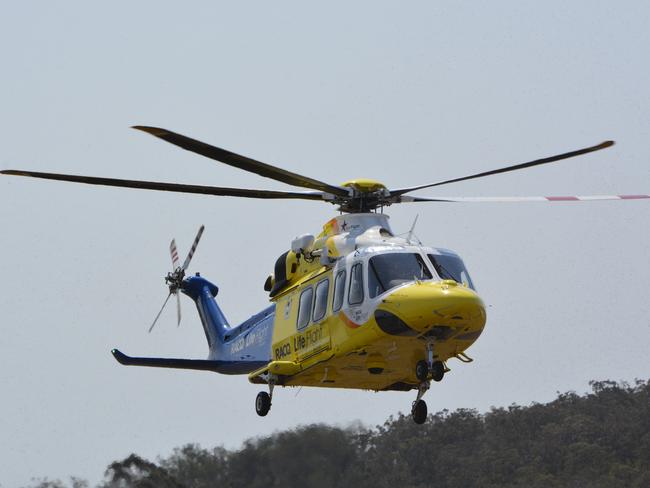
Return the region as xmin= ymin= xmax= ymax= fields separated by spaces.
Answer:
xmin=2 ymin=127 xmax=647 ymax=424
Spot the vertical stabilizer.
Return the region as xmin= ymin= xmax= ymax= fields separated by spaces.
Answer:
xmin=181 ymin=275 xmax=229 ymax=348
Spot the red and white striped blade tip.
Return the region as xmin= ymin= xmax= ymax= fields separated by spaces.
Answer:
xmin=169 ymin=239 xmax=180 ymax=269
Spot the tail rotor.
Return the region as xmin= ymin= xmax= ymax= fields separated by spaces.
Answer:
xmin=149 ymin=225 xmax=205 ymax=332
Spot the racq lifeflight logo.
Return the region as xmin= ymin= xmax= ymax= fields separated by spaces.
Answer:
xmin=274 ymin=323 xmax=326 ymax=360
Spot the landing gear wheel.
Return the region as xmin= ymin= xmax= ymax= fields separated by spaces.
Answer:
xmin=415 ymin=360 xmax=429 ymax=382
xmin=255 ymin=391 xmax=271 ymax=417
xmin=412 ymin=399 xmax=428 ymax=424
xmin=431 ymin=361 xmax=445 ymax=382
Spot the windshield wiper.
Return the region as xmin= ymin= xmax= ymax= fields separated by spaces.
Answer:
xmin=434 ymin=262 xmax=459 ymax=283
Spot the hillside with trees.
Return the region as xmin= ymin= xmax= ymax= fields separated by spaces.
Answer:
xmin=24 ymin=379 xmax=650 ymax=488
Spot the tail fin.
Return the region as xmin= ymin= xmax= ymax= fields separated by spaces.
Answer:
xmin=181 ymin=275 xmax=229 ymax=348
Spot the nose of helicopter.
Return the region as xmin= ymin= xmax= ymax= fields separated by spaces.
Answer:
xmin=374 ymin=280 xmax=486 ymax=338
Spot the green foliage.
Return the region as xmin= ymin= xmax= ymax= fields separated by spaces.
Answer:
xmin=99 ymin=454 xmax=184 ymax=488
xmin=23 ymin=379 xmax=650 ymax=488
xmin=21 ymin=478 xmax=88 ymax=488
xmin=160 ymin=445 xmax=229 ymax=488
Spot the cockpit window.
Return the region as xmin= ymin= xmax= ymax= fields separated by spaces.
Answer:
xmin=368 ymin=253 xmax=432 ymax=298
xmin=428 ymin=253 xmax=475 ymax=290
xmin=348 ymin=263 xmax=364 ymax=305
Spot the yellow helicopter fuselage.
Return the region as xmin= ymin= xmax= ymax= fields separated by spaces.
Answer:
xmin=250 ymin=213 xmax=486 ymax=392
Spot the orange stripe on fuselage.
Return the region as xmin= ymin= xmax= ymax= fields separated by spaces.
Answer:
xmin=339 ymin=311 xmax=362 ymax=329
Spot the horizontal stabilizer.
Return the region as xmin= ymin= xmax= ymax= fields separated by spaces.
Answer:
xmin=111 ymin=349 xmax=223 ymax=372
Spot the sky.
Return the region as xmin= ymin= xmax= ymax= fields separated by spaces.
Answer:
xmin=1 ymin=1 xmax=649 ymax=486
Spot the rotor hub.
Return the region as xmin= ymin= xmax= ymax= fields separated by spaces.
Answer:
xmin=335 ymin=179 xmax=393 ymax=213
xmin=341 ymin=179 xmax=388 ymax=194
xmin=165 ymin=269 xmax=185 ymax=293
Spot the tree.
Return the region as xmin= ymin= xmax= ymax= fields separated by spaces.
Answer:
xmin=100 ymin=454 xmax=184 ymax=488
xmin=26 ymin=379 xmax=650 ymax=488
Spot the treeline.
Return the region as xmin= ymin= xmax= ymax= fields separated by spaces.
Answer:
xmin=26 ymin=379 xmax=650 ymax=488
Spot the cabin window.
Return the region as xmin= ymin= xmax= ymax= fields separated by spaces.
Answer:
xmin=368 ymin=253 xmax=432 ymax=298
xmin=348 ymin=263 xmax=364 ymax=305
xmin=428 ymin=253 xmax=476 ymax=290
xmin=297 ymin=287 xmax=313 ymax=329
xmin=332 ymin=270 xmax=346 ymax=313
xmin=312 ymin=278 xmax=330 ymax=322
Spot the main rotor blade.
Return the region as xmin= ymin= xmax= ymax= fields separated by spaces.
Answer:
xmin=149 ymin=292 xmax=172 ymax=333
xmin=181 ymin=225 xmax=204 ymax=271
xmin=1 ymin=170 xmax=326 ymax=200
xmin=133 ymin=126 xmax=350 ymax=197
xmin=391 ymin=140 xmax=615 ymax=196
xmin=400 ymin=193 xmax=649 ymax=203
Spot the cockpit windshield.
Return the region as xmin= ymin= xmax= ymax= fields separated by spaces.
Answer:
xmin=427 ymin=253 xmax=475 ymax=290
xmin=368 ymin=253 xmax=432 ymax=298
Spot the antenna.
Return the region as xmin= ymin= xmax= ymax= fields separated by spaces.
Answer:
xmin=406 ymin=214 xmax=419 ymax=244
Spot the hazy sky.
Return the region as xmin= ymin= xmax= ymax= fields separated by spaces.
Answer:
xmin=1 ymin=1 xmax=649 ymax=486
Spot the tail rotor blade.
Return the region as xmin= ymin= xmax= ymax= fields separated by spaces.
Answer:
xmin=176 ymin=292 xmax=182 ymax=327
xmin=149 ymin=292 xmax=173 ymax=333
xmin=170 ymin=239 xmax=180 ymax=269
xmin=182 ymin=225 xmax=205 ymax=271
